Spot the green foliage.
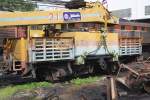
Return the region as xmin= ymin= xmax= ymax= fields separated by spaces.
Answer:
xmin=0 ymin=82 xmax=51 ymax=100
xmin=70 ymin=76 xmax=102 ymax=86
xmin=0 ymin=0 xmax=37 ymax=11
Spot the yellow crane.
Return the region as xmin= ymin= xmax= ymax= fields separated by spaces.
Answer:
xmin=0 ymin=1 xmax=122 ymax=80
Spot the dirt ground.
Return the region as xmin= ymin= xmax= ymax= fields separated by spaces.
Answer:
xmin=11 ymin=79 xmax=150 ymax=100
xmin=12 ymin=81 xmax=107 ymax=100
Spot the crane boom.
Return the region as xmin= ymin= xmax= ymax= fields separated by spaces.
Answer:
xmin=0 ymin=2 xmax=118 ymax=26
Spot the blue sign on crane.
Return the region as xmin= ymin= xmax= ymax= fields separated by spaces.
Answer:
xmin=63 ymin=12 xmax=81 ymax=21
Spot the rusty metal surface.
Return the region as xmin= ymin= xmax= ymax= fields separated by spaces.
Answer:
xmin=107 ymin=76 xmax=118 ymax=100
xmin=117 ymin=61 xmax=150 ymax=93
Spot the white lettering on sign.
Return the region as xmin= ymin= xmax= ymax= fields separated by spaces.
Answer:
xmin=70 ymin=14 xmax=81 ymax=18
xmin=82 ymin=13 xmax=100 ymax=18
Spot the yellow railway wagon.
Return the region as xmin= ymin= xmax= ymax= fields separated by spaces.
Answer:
xmin=0 ymin=1 xmax=142 ymax=81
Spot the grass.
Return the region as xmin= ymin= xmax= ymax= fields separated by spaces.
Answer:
xmin=70 ymin=76 xmax=102 ymax=86
xmin=0 ymin=82 xmax=51 ymax=100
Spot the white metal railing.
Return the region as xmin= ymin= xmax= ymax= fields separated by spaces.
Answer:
xmin=107 ymin=29 xmax=142 ymax=55
xmin=119 ymin=38 xmax=142 ymax=55
xmin=29 ymin=37 xmax=74 ymax=62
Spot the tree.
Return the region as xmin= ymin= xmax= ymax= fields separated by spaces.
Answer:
xmin=0 ymin=0 xmax=37 ymax=11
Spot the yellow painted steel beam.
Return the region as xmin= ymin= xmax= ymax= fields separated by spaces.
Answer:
xmin=0 ymin=2 xmax=119 ymax=27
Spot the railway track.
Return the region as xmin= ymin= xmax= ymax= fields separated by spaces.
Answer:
xmin=1 ymin=62 xmax=150 ymax=100
xmin=0 ymin=58 xmax=150 ymax=92
xmin=0 ymin=72 xmax=99 ymax=87
xmin=0 ymin=74 xmax=37 ymax=87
